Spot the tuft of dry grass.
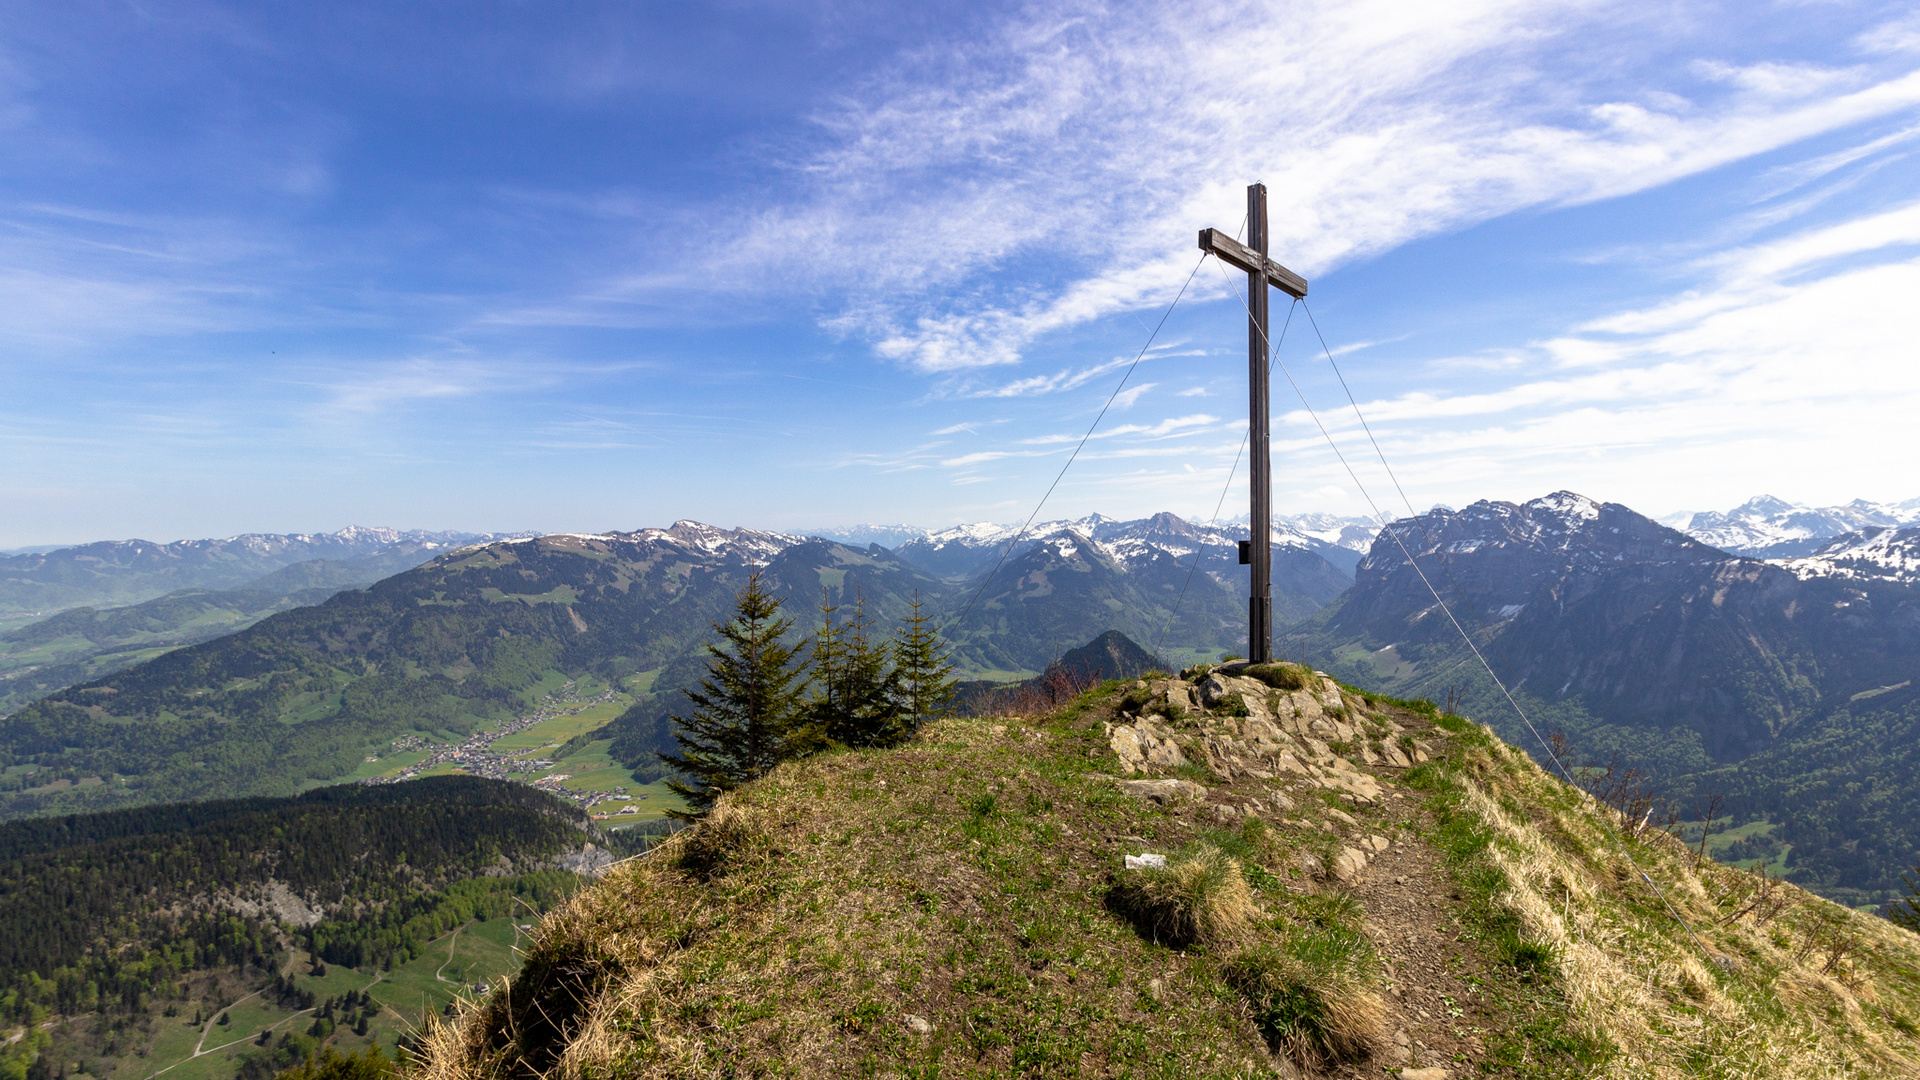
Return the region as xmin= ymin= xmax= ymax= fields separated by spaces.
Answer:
xmin=670 ymin=798 xmax=779 ymax=881
xmin=1242 ymin=662 xmax=1311 ymax=691
xmin=1223 ymin=931 xmax=1384 ymax=1069
xmin=1107 ymin=842 xmax=1259 ymax=948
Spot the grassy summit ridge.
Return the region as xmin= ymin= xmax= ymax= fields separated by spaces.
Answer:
xmin=415 ymin=670 xmax=1920 ymax=1079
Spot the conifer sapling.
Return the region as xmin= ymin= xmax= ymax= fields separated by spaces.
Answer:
xmin=659 ymin=574 xmax=807 ymax=817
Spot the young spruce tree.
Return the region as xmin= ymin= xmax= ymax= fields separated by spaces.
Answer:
xmin=804 ymin=587 xmax=908 ymax=749
xmin=893 ymin=590 xmax=957 ymax=732
xmin=659 ymin=574 xmax=807 ymax=818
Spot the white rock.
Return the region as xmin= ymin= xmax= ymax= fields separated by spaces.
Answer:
xmin=1125 ymin=853 xmax=1169 ymax=870
xmin=1117 ymin=778 xmax=1206 ymax=804
xmin=903 ymin=1014 xmax=934 ymax=1035
xmin=1331 ymin=846 xmax=1369 ymax=881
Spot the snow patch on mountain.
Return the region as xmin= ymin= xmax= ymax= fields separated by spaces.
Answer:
xmin=1774 ymin=527 xmax=1920 ymax=585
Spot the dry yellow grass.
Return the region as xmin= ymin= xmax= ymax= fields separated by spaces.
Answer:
xmin=1432 ymin=721 xmax=1920 ymax=1078
xmin=1109 ymin=842 xmax=1260 ymax=948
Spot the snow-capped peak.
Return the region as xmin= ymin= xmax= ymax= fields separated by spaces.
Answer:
xmin=1526 ymin=491 xmax=1602 ymax=524
xmin=1678 ymin=495 xmax=1920 ymax=557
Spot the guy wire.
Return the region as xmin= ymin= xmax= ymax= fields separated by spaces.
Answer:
xmin=1208 ymin=276 xmax=1715 ymax=957
xmin=1152 ymin=297 xmax=1298 ymax=661
xmin=944 ymin=250 xmax=1210 ymax=636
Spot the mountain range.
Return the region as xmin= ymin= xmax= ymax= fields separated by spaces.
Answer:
xmin=821 ymin=509 xmax=1380 ymax=574
xmin=1286 ymin=491 xmax=1920 ymax=904
xmin=0 ymin=515 xmax=1348 ymax=820
xmin=0 ymin=526 xmax=533 ymax=621
xmin=8 ymin=495 xmax=1920 ymax=905
xmin=1673 ymin=493 xmax=1920 ymax=558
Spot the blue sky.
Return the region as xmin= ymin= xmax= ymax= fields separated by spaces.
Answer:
xmin=5 ymin=0 xmax=1920 ymax=546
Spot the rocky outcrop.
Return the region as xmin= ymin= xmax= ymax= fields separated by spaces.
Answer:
xmin=1105 ymin=669 xmax=1434 ymax=806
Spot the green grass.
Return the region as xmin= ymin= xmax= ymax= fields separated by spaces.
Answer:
xmin=490 ymin=701 xmax=627 ymax=754
xmin=330 ymin=749 xmax=433 ymax=784
xmin=370 ymin=918 xmax=528 ymax=1030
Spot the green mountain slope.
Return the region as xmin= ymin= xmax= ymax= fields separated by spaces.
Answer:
xmin=416 ymin=670 xmax=1920 ymax=1079
xmin=0 ymin=529 xmax=950 ymax=819
xmin=0 ymin=584 xmax=352 ymax=717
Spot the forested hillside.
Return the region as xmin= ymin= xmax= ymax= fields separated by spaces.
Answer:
xmin=0 ymin=584 xmax=349 ymax=716
xmin=0 ymin=777 xmax=610 ymax=1080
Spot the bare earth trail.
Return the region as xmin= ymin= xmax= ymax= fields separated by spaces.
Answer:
xmin=435 ymin=921 xmax=474 ymax=985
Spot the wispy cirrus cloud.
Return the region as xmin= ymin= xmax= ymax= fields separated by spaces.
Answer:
xmin=1020 ymin=413 xmax=1218 ymax=445
xmin=609 ymin=0 xmax=1920 ymax=374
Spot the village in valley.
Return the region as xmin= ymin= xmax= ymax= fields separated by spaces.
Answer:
xmin=354 ymin=676 xmax=673 ymax=824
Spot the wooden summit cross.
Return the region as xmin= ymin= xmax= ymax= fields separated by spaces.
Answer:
xmin=1199 ymin=183 xmax=1308 ymax=664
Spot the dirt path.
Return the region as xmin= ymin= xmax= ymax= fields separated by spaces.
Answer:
xmin=1340 ymin=795 xmax=1502 ymax=1074
xmin=435 ymin=922 xmax=473 ymax=984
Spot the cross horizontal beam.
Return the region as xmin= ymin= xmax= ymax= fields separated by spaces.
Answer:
xmin=1196 ymin=228 xmax=1308 ymax=299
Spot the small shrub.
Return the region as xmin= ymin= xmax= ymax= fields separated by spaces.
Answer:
xmin=1221 ymin=697 xmax=1250 ymax=718
xmin=1224 ymin=929 xmax=1383 ymax=1068
xmin=1243 ymin=663 xmax=1309 ymax=691
xmin=1108 ymin=843 xmax=1258 ymax=948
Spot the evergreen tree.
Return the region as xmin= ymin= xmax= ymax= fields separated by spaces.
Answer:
xmin=892 ymin=590 xmax=957 ymax=732
xmin=804 ymin=588 xmax=907 ymax=749
xmin=659 ymin=574 xmax=808 ymax=817
xmin=791 ymin=588 xmax=845 ymax=756
xmin=1891 ymin=863 xmax=1920 ymax=932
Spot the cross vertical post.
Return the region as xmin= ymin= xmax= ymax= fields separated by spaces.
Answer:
xmin=1245 ymin=184 xmax=1272 ymax=663
xmin=1198 ymin=184 xmax=1308 ymax=666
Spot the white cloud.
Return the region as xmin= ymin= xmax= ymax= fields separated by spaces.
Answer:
xmin=1111 ymin=382 xmax=1155 ymax=409
xmin=1261 ymin=207 xmax=1920 ymax=514
xmin=635 ymin=0 xmax=1920 ymax=373
xmin=1020 ymin=413 xmax=1219 ymax=446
